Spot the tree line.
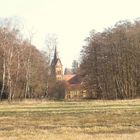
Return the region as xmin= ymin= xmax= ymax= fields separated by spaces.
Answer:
xmin=80 ymin=19 xmax=140 ymax=99
xmin=0 ymin=18 xmax=140 ymax=101
xmin=0 ymin=19 xmax=49 ymax=101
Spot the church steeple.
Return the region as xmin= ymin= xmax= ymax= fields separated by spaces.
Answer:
xmin=51 ymin=46 xmax=63 ymax=81
xmin=54 ymin=46 xmax=58 ymax=62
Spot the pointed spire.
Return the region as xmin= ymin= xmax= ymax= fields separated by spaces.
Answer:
xmin=54 ymin=45 xmax=58 ymax=62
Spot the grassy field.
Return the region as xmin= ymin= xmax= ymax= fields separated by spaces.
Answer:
xmin=0 ymin=99 xmax=140 ymax=140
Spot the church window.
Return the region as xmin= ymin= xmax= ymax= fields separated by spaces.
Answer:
xmin=57 ymin=70 xmax=61 ymax=75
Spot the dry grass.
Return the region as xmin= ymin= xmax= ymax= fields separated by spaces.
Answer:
xmin=0 ymin=99 xmax=140 ymax=140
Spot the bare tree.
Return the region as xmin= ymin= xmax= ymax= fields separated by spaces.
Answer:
xmin=45 ymin=33 xmax=58 ymax=64
xmin=80 ymin=20 xmax=140 ymax=99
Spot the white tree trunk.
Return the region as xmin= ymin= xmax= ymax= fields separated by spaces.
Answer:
xmin=0 ymin=55 xmax=6 ymax=100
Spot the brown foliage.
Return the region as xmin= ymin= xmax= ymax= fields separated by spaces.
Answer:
xmin=80 ymin=20 xmax=140 ymax=99
xmin=0 ymin=18 xmax=49 ymax=100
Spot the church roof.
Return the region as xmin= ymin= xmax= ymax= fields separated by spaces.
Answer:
xmin=51 ymin=46 xmax=62 ymax=66
xmin=63 ymin=75 xmax=75 ymax=81
xmin=51 ymin=58 xmax=62 ymax=66
xmin=63 ymin=74 xmax=81 ymax=89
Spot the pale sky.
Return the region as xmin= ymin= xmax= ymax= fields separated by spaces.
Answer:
xmin=0 ymin=0 xmax=140 ymax=68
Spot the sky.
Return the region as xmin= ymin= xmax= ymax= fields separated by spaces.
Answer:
xmin=0 ymin=0 xmax=140 ymax=68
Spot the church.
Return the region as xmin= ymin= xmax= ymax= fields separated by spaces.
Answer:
xmin=51 ymin=46 xmax=63 ymax=81
xmin=51 ymin=47 xmax=88 ymax=99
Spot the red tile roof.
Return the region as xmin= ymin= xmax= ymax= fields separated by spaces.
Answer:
xmin=63 ymin=74 xmax=81 ymax=90
xmin=63 ymin=74 xmax=76 ymax=81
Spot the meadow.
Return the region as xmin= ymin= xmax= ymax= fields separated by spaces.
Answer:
xmin=0 ymin=99 xmax=140 ymax=140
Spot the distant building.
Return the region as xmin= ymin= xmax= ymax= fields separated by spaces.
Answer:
xmin=51 ymin=47 xmax=88 ymax=99
xmin=64 ymin=68 xmax=73 ymax=75
xmin=51 ymin=46 xmax=63 ymax=81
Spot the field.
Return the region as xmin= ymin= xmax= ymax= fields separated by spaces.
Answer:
xmin=0 ymin=99 xmax=140 ymax=140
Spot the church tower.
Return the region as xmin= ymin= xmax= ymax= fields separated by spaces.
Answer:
xmin=51 ymin=46 xmax=63 ymax=81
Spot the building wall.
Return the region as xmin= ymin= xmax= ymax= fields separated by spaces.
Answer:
xmin=65 ymin=89 xmax=88 ymax=99
xmin=55 ymin=60 xmax=63 ymax=81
